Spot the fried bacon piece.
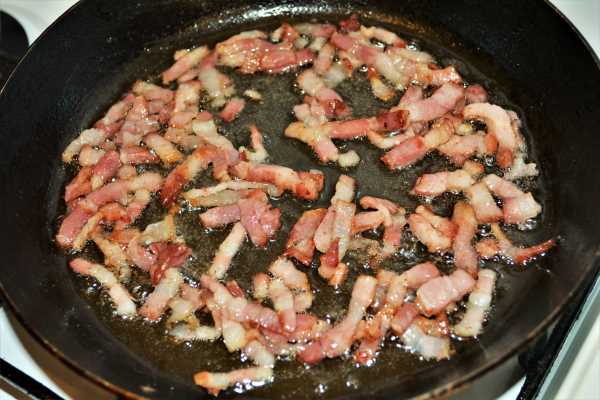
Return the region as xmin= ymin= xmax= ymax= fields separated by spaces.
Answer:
xmin=194 ymin=367 xmax=273 ymax=396
xmin=416 ymin=269 xmax=475 ymax=316
xmin=476 ymin=223 xmax=556 ymax=265
xmin=70 ymin=258 xmax=136 ymax=316
xmin=285 ymin=209 xmax=327 ymax=265
xmin=230 ymin=161 xmax=324 ymax=201
xmin=453 ymin=269 xmax=497 ymax=337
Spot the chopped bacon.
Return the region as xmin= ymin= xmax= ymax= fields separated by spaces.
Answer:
xmin=352 ymin=211 xmax=385 ymax=234
xmin=285 ymin=208 xmax=327 ymax=265
xmin=92 ymin=233 xmax=131 ymax=281
xmin=401 ymin=321 xmax=451 ymax=360
xmin=149 ymin=243 xmax=192 ymax=285
xmin=238 ymin=196 xmax=281 ymax=247
xmin=193 ymin=367 xmax=273 ymax=396
xmin=230 ymin=161 xmax=324 ymax=201
xmin=465 ymin=182 xmax=503 ymax=223
xmin=62 ymin=128 xmax=107 ymax=163
xmin=391 ymin=302 xmax=420 ymax=336
xmin=64 ymin=167 xmax=93 ymax=202
xmin=239 ymin=124 xmax=269 ymax=163
xmin=132 ymin=81 xmax=174 ymax=103
xmin=438 ymin=132 xmax=495 ymax=166
xmin=219 ymin=97 xmax=246 ymax=122
xmin=451 ymin=202 xmax=479 ymax=276
xmin=78 ymin=145 xmax=106 ymax=167
xmin=411 ymin=169 xmax=474 ymax=198
xmin=143 ymin=133 xmax=183 ymax=165
xmin=70 ymin=258 xmax=136 ymax=316
xmin=403 ymin=83 xmax=464 ymax=123
xmin=482 ymin=174 xmax=541 ymax=224
xmin=138 ymin=215 xmax=176 ymax=245
xmin=416 ymin=269 xmax=475 ymax=316
xmin=268 ymin=278 xmax=296 ymax=332
xmin=90 ymin=150 xmax=121 ymax=190
xmin=408 ymin=206 xmax=455 ymax=253
xmin=380 ymin=115 xmax=458 ymax=170
xmin=477 ymin=223 xmax=556 ymax=265
xmin=465 ymin=84 xmax=488 ymax=104
xmin=200 ymin=204 xmax=242 ymax=228
xmin=319 ymin=275 xmax=377 ymax=357
xmin=119 ymin=146 xmax=159 ymax=165
xmin=454 ymin=269 xmax=496 ymax=337
xmin=140 ymin=268 xmax=184 ymax=321
xmin=162 ymin=46 xmax=209 ymax=84
xmin=160 ymin=145 xmax=219 ymax=207
xmin=463 ymin=103 xmax=517 ymax=169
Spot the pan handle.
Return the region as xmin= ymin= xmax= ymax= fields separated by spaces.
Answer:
xmin=0 ymin=0 xmax=77 ymax=45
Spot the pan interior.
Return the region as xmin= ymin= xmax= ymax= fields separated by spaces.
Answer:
xmin=48 ymin=8 xmax=559 ymax=399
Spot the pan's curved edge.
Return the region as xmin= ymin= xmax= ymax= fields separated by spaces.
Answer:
xmin=0 ymin=1 xmax=598 ymax=399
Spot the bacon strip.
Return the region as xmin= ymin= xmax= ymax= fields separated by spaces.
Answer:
xmin=194 ymin=367 xmax=273 ymax=396
xmin=70 ymin=258 xmax=136 ymax=316
xmin=285 ymin=208 xmax=327 ymax=265
xmin=451 ymin=201 xmax=479 ymax=276
xmin=453 ymin=269 xmax=496 ymax=337
xmin=416 ymin=269 xmax=475 ymax=316
xmin=230 ymin=161 xmax=324 ymax=201
xmin=208 ymin=222 xmax=247 ymax=279
xmin=463 ymin=103 xmax=517 ymax=169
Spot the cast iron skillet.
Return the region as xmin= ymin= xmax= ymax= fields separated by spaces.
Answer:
xmin=0 ymin=0 xmax=599 ymax=399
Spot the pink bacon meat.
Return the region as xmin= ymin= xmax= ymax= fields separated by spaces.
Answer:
xmin=230 ymin=161 xmax=324 ymax=201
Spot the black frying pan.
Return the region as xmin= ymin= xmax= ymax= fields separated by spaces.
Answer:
xmin=0 ymin=0 xmax=599 ymax=399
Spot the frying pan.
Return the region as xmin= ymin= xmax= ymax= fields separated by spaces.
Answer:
xmin=0 ymin=0 xmax=599 ymax=399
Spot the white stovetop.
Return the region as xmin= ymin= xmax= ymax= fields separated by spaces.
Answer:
xmin=0 ymin=1 xmax=598 ymax=399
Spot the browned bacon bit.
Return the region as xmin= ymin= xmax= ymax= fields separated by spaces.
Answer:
xmin=238 ymin=196 xmax=281 ymax=247
xmin=199 ymin=204 xmax=242 ymax=228
xmin=119 ymin=146 xmax=159 ymax=165
xmin=285 ymin=208 xmax=327 ymax=265
xmin=229 ymin=161 xmax=324 ymax=201
xmin=140 ymin=268 xmax=184 ymax=321
xmin=476 ymin=223 xmax=556 ymax=265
